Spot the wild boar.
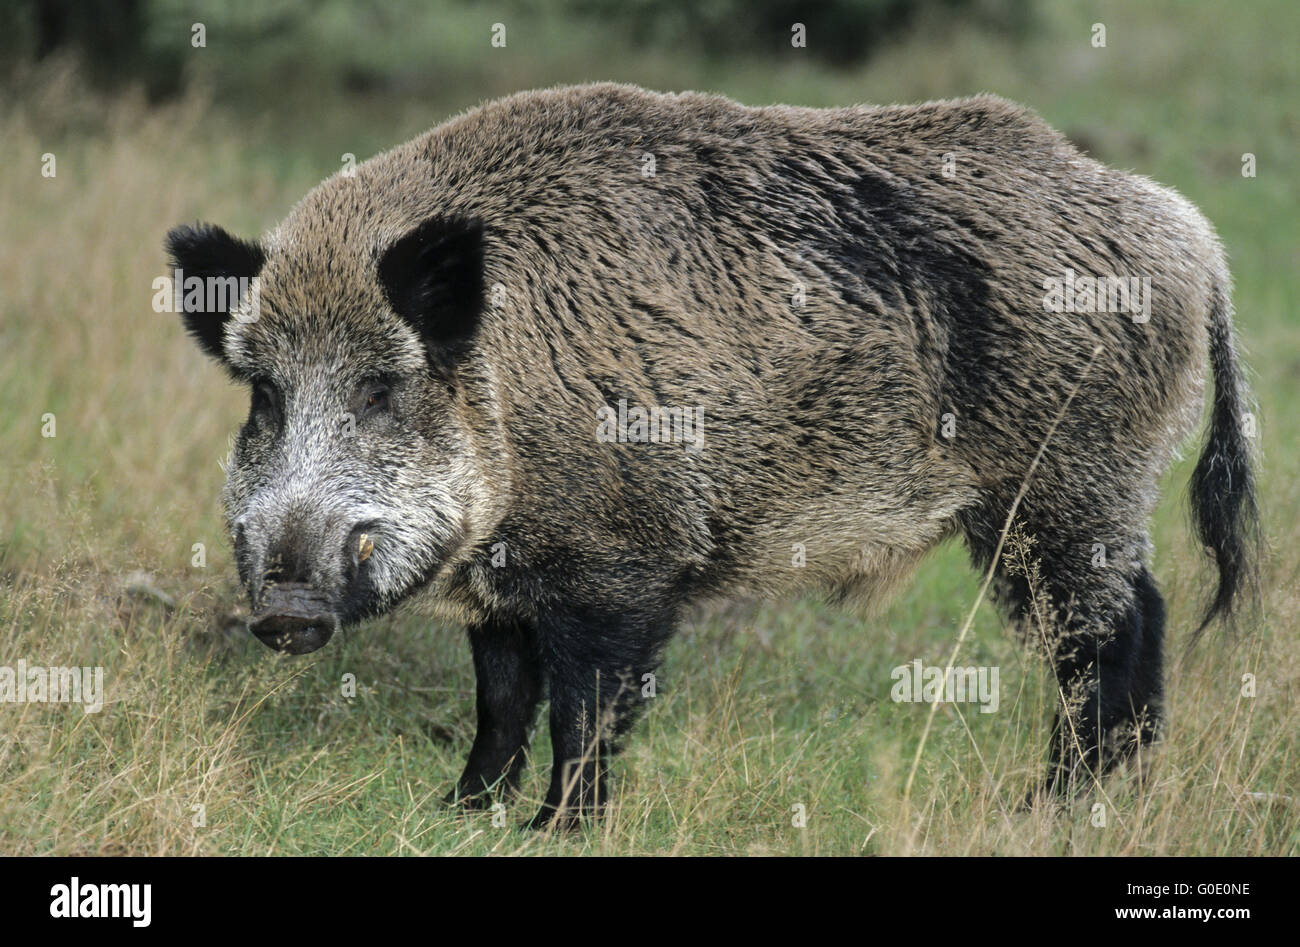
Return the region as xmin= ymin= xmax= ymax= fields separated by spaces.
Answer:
xmin=167 ymin=83 xmax=1257 ymax=826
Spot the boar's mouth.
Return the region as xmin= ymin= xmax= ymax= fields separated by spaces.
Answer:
xmin=249 ymin=583 xmax=338 ymax=654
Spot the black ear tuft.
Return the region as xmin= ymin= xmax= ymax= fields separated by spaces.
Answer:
xmin=165 ymin=222 xmax=265 ymax=362
xmin=378 ymin=217 xmax=485 ymax=365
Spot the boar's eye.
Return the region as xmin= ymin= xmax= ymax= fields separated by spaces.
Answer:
xmin=361 ymin=383 xmax=390 ymax=419
xmin=250 ymin=380 xmax=280 ymax=427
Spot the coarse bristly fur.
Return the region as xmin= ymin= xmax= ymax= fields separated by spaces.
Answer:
xmin=165 ymin=82 xmax=1259 ymax=826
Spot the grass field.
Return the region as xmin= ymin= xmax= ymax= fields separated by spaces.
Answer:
xmin=1 ymin=0 xmax=1297 ymax=855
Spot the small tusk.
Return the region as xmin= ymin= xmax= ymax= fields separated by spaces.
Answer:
xmin=358 ymin=533 xmax=374 ymax=562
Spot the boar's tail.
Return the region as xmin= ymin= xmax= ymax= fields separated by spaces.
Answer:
xmin=1188 ymin=278 xmax=1260 ymax=640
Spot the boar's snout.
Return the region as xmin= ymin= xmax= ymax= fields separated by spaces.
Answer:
xmin=239 ymin=518 xmax=384 ymax=654
xmin=249 ymin=583 xmax=338 ymax=654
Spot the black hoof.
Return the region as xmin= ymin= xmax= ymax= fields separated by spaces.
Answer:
xmin=443 ymin=787 xmax=497 ymax=810
xmin=521 ymin=805 xmax=586 ymax=832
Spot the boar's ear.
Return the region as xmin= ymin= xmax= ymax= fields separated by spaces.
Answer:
xmin=165 ymin=222 xmax=265 ymax=363
xmin=377 ymin=217 xmax=485 ymax=366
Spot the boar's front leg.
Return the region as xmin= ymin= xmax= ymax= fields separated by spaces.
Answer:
xmin=445 ymin=618 xmax=543 ymax=808
xmin=525 ymin=609 xmax=671 ymax=830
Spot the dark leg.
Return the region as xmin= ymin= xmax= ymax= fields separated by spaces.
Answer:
xmin=959 ymin=495 xmax=1166 ymax=804
xmin=1046 ymin=566 xmax=1165 ymax=795
xmin=524 ymin=608 xmax=673 ymax=829
xmin=444 ymin=618 xmax=543 ymax=808
xmin=1131 ymin=567 xmax=1167 ymax=772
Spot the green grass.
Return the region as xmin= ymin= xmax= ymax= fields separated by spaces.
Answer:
xmin=1 ymin=0 xmax=1297 ymax=854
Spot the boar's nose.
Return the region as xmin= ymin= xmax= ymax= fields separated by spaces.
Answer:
xmin=249 ymin=584 xmax=337 ymax=654
xmin=264 ymin=523 xmax=318 ymax=586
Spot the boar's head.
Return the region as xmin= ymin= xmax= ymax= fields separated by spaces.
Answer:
xmin=166 ymin=215 xmax=495 ymax=654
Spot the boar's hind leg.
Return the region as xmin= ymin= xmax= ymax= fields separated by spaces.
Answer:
xmin=525 ymin=609 xmax=673 ymax=829
xmin=1041 ymin=565 xmax=1165 ymax=799
xmin=445 ymin=618 xmax=543 ymax=808
xmin=959 ymin=500 xmax=1165 ymax=802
